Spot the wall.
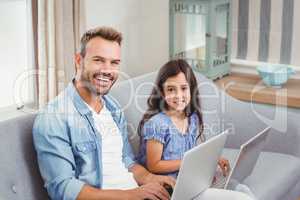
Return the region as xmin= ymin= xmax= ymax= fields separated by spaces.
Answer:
xmin=85 ymin=0 xmax=169 ymax=79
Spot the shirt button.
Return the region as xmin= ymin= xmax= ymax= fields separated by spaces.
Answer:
xmin=12 ymin=185 xmax=17 ymax=193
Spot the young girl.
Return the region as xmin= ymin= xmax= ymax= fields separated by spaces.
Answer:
xmin=137 ymin=59 xmax=229 ymax=179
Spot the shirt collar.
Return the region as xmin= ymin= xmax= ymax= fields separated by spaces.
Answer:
xmin=66 ymin=79 xmax=118 ymax=116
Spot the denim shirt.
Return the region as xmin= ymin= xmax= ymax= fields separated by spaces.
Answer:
xmin=32 ymin=82 xmax=136 ymax=200
xmin=137 ymin=112 xmax=199 ymax=178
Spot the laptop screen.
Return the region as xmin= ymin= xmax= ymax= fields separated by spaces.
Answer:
xmin=226 ymin=127 xmax=270 ymax=189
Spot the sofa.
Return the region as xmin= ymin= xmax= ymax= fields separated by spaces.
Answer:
xmin=0 ymin=113 xmax=49 ymax=199
xmin=0 ymin=71 xmax=299 ymax=200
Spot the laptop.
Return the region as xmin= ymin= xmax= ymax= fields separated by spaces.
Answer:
xmin=170 ymin=130 xmax=229 ymax=200
xmin=169 ymin=127 xmax=271 ymax=200
xmin=212 ymin=126 xmax=271 ymax=190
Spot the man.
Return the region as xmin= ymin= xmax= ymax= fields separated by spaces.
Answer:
xmin=33 ymin=27 xmax=175 ymax=200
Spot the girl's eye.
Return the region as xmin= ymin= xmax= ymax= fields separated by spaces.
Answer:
xmin=167 ymin=88 xmax=174 ymax=92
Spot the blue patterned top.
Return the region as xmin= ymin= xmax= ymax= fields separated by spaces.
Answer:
xmin=137 ymin=112 xmax=200 ymax=178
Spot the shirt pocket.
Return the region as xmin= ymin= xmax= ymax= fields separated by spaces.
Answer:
xmin=73 ymin=141 xmax=98 ymax=177
xmin=75 ymin=141 xmax=97 ymax=154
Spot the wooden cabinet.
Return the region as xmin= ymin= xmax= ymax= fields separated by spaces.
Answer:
xmin=169 ymin=0 xmax=232 ymax=79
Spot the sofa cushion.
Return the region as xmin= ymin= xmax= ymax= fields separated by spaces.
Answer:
xmin=110 ymin=72 xmax=224 ymax=154
xmin=222 ymin=148 xmax=300 ymax=200
xmin=0 ymin=113 xmax=48 ymax=200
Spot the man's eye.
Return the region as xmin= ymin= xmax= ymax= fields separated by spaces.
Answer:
xmin=167 ymin=88 xmax=174 ymax=92
xmin=112 ymin=61 xmax=120 ymax=66
xmin=94 ymin=58 xmax=104 ymax=62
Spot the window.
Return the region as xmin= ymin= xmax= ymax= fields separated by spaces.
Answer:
xmin=231 ymin=0 xmax=300 ymax=72
xmin=0 ymin=0 xmax=34 ymax=109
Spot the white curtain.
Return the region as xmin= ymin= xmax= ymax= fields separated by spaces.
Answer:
xmin=232 ymin=0 xmax=300 ymax=66
xmin=31 ymin=0 xmax=85 ymax=108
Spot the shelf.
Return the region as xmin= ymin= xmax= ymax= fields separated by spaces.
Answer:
xmin=215 ymin=72 xmax=300 ymax=108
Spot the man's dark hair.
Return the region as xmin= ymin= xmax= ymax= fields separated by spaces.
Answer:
xmin=80 ymin=26 xmax=122 ymax=57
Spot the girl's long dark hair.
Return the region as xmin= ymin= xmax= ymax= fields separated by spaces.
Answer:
xmin=137 ymin=59 xmax=204 ymax=142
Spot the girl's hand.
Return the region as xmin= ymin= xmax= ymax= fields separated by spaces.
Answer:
xmin=218 ymin=157 xmax=230 ymax=176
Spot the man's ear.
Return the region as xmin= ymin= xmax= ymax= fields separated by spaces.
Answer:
xmin=75 ymin=53 xmax=82 ymax=73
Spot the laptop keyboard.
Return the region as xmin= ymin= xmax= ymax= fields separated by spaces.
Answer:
xmin=212 ymin=174 xmax=227 ymax=188
xmin=211 ymin=169 xmax=229 ymax=189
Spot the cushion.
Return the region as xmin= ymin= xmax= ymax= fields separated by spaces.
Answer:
xmin=0 ymin=113 xmax=49 ymax=200
xmin=222 ymin=148 xmax=300 ymax=200
xmin=110 ymin=71 xmax=224 ymax=154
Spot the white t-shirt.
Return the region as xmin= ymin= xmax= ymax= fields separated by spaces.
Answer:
xmin=85 ymin=102 xmax=138 ymax=189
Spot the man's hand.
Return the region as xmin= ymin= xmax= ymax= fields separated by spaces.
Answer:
xmin=218 ymin=157 xmax=230 ymax=176
xmin=130 ymin=164 xmax=176 ymax=188
xmin=124 ymin=182 xmax=170 ymax=200
xmin=143 ymin=173 xmax=176 ymax=188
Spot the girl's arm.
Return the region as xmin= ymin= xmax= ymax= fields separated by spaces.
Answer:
xmin=146 ymin=139 xmax=181 ymax=174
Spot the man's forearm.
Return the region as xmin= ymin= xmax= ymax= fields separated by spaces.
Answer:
xmin=77 ymin=184 xmax=127 ymax=200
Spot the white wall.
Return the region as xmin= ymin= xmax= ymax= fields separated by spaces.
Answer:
xmin=85 ymin=0 xmax=169 ymax=79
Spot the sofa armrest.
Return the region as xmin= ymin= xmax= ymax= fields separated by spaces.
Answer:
xmin=222 ymin=92 xmax=300 ymax=158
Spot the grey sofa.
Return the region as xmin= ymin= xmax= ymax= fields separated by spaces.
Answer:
xmin=0 ymin=113 xmax=49 ymax=199
xmin=0 ymin=71 xmax=299 ymax=200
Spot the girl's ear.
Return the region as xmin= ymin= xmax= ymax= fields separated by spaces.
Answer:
xmin=159 ymin=87 xmax=165 ymax=98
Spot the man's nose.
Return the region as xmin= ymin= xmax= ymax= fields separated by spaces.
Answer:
xmin=101 ymin=60 xmax=112 ymax=69
xmin=101 ymin=61 xmax=115 ymax=73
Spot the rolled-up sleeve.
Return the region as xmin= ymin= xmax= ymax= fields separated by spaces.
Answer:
xmin=33 ymin=113 xmax=84 ymax=200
